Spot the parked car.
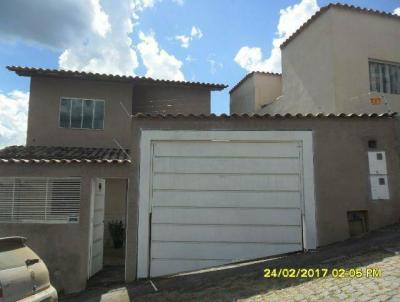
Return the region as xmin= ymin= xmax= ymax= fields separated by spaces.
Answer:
xmin=0 ymin=237 xmax=57 ymax=302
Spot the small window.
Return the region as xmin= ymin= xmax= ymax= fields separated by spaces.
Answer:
xmin=369 ymin=60 xmax=400 ymax=95
xmin=379 ymin=178 xmax=385 ymax=185
xmin=376 ymin=153 xmax=383 ymax=160
xmin=59 ymin=98 xmax=104 ymax=129
xmin=368 ymin=140 xmax=377 ymax=149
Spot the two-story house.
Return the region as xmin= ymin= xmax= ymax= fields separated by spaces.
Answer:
xmin=230 ymin=4 xmax=400 ymax=115
xmin=0 ymin=66 xmax=226 ymax=293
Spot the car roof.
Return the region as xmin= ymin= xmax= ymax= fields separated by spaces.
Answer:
xmin=0 ymin=236 xmax=27 ymax=245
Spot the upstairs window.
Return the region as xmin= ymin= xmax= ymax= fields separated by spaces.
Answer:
xmin=59 ymin=98 xmax=105 ymax=129
xmin=369 ymin=60 xmax=400 ymax=95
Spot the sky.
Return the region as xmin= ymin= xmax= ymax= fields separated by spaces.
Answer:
xmin=0 ymin=0 xmax=399 ymax=147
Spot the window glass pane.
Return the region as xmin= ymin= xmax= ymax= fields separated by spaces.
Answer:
xmin=93 ymin=101 xmax=104 ymax=129
xmin=82 ymin=100 xmax=94 ymax=129
xmin=389 ymin=65 xmax=400 ymax=95
xmin=59 ymin=98 xmax=71 ymax=128
xmin=71 ymin=99 xmax=83 ymax=128
xmin=380 ymin=63 xmax=389 ymax=93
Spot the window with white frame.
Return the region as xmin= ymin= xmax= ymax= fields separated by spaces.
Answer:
xmin=0 ymin=177 xmax=81 ymax=223
xmin=59 ymin=98 xmax=105 ymax=129
xmin=369 ymin=60 xmax=400 ymax=95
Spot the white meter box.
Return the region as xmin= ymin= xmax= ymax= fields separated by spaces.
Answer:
xmin=369 ymin=175 xmax=389 ymax=200
xmin=368 ymin=151 xmax=387 ymax=174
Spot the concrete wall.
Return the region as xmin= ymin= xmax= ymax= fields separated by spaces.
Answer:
xmin=330 ymin=8 xmax=400 ymax=113
xmin=0 ymin=163 xmax=130 ymax=294
xmin=27 ymin=77 xmax=133 ymax=148
xmin=133 ymin=84 xmax=211 ymax=115
xmin=230 ymin=73 xmax=282 ymax=114
xmin=262 ymin=8 xmax=400 ymax=115
xmin=126 ymin=116 xmax=400 ymax=281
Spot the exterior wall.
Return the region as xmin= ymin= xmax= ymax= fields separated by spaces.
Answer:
xmin=267 ymin=9 xmax=336 ymax=114
xmin=27 ymin=77 xmax=133 ymax=148
xmin=230 ymin=74 xmax=282 ymax=114
xmin=104 ymin=178 xmax=127 ymax=248
xmin=262 ymin=9 xmax=400 ymax=115
xmin=0 ymin=163 xmax=130 ymax=294
xmin=133 ymin=84 xmax=211 ymax=115
xmin=330 ymin=8 xmax=400 ymax=113
xmin=230 ymin=76 xmax=256 ymax=114
xmin=126 ymin=116 xmax=400 ymax=281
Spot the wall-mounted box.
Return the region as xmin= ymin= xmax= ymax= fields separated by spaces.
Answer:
xmin=368 ymin=151 xmax=387 ymax=175
xmin=369 ymin=175 xmax=389 ymax=200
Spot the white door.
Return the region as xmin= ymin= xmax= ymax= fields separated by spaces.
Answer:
xmin=148 ymin=140 xmax=304 ymax=277
xmin=89 ymin=178 xmax=106 ymax=277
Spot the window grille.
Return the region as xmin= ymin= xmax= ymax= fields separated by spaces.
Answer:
xmin=0 ymin=177 xmax=81 ymax=223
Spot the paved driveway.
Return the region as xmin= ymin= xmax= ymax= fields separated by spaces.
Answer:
xmin=61 ymin=224 xmax=400 ymax=302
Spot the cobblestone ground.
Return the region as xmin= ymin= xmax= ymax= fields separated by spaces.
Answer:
xmin=136 ymin=243 xmax=400 ymax=301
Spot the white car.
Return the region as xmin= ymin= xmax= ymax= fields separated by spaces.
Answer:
xmin=0 ymin=237 xmax=57 ymax=302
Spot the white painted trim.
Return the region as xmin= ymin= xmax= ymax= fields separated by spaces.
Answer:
xmin=137 ymin=130 xmax=317 ymax=278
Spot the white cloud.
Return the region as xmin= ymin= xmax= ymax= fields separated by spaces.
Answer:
xmin=172 ymin=0 xmax=184 ymax=6
xmin=175 ymin=26 xmax=203 ymax=48
xmin=175 ymin=35 xmax=191 ymax=48
xmin=394 ymin=7 xmax=400 ymax=16
xmin=207 ymin=54 xmax=223 ymax=74
xmin=138 ymin=31 xmax=185 ymax=81
xmin=0 ymin=90 xmax=29 ymax=148
xmin=191 ymin=26 xmax=203 ymax=39
xmin=234 ymin=0 xmax=319 ymax=73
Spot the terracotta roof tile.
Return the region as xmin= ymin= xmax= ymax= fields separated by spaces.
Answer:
xmin=6 ymin=66 xmax=227 ymax=91
xmin=133 ymin=112 xmax=397 ymax=119
xmin=0 ymin=146 xmax=131 ymax=164
xmin=281 ymin=3 xmax=400 ymax=49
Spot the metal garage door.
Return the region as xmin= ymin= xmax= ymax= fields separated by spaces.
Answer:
xmin=148 ymin=140 xmax=304 ymax=277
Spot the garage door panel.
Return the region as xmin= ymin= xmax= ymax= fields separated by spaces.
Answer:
xmin=150 ymin=259 xmax=227 ymax=277
xmin=152 ymin=225 xmax=302 ymax=243
xmin=152 ymin=191 xmax=301 ymax=208
xmin=152 ymin=207 xmax=301 ymax=225
xmin=153 ymin=157 xmax=300 ymax=174
xmin=153 ymin=174 xmax=300 ymax=191
xmin=154 ymin=141 xmax=299 ymax=158
xmin=151 ymin=242 xmax=303 ymax=260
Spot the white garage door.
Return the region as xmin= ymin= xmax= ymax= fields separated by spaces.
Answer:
xmin=148 ymin=140 xmax=304 ymax=277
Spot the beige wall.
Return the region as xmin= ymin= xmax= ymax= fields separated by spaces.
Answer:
xmin=262 ymin=9 xmax=400 ymax=115
xmin=133 ymin=84 xmax=211 ymax=114
xmin=126 ymin=116 xmax=400 ymax=281
xmin=330 ymin=8 xmax=400 ymax=113
xmin=0 ymin=163 xmax=130 ymax=294
xmin=26 ymin=78 xmax=213 ymax=148
xmin=27 ymin=77 xmax=133 ymax=148
xmin=230 ymin=73 xmax=282 ymax=114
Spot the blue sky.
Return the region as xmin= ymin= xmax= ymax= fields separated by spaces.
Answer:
xmin=0 ymin=0 xmax=399 ymax=147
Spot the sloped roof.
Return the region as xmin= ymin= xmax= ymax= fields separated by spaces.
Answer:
xmin=6 ymin=66 xmax=227 ymax=91
xmin=133 ymin=112 xmax=396 ymax=119
xmin=0 ymin=145 xmax=131 ymax=164
xmin=229 ymin=71 xmax=281 ymax=94
xmin=281 ymin=3 xmax=400 ymax=49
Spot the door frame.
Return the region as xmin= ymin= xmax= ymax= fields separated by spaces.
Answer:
xmin=87 ymin=177 xmax=106 ymax=279
xmin=137 ymin=130 xmax=317 ymax=278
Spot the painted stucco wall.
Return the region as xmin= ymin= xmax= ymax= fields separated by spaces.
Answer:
xmin=230 ymin=73 xmax=282 ymax=114
xmin=330 ymin=8 xmax=400 ymax=114
xmin=261 ymin=8 xmax=400 ymax=115
xmin=0 ymin=163 xmax=130 ymax=294
xmin=266 ymin=9 xmax=336 ymax=114
xmin=26 ymin=78 xmax=213 ymax=149
xmin=126 ymin=116 xmax=400 ymax=281
xmin=27 ymin=77 xmax=133 ymax=148
xmin=133 ymin=84 xmax=211 ymax=114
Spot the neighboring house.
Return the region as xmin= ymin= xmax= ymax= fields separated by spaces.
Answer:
xmin=230 ymin=4 xmax=400 ymax=115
